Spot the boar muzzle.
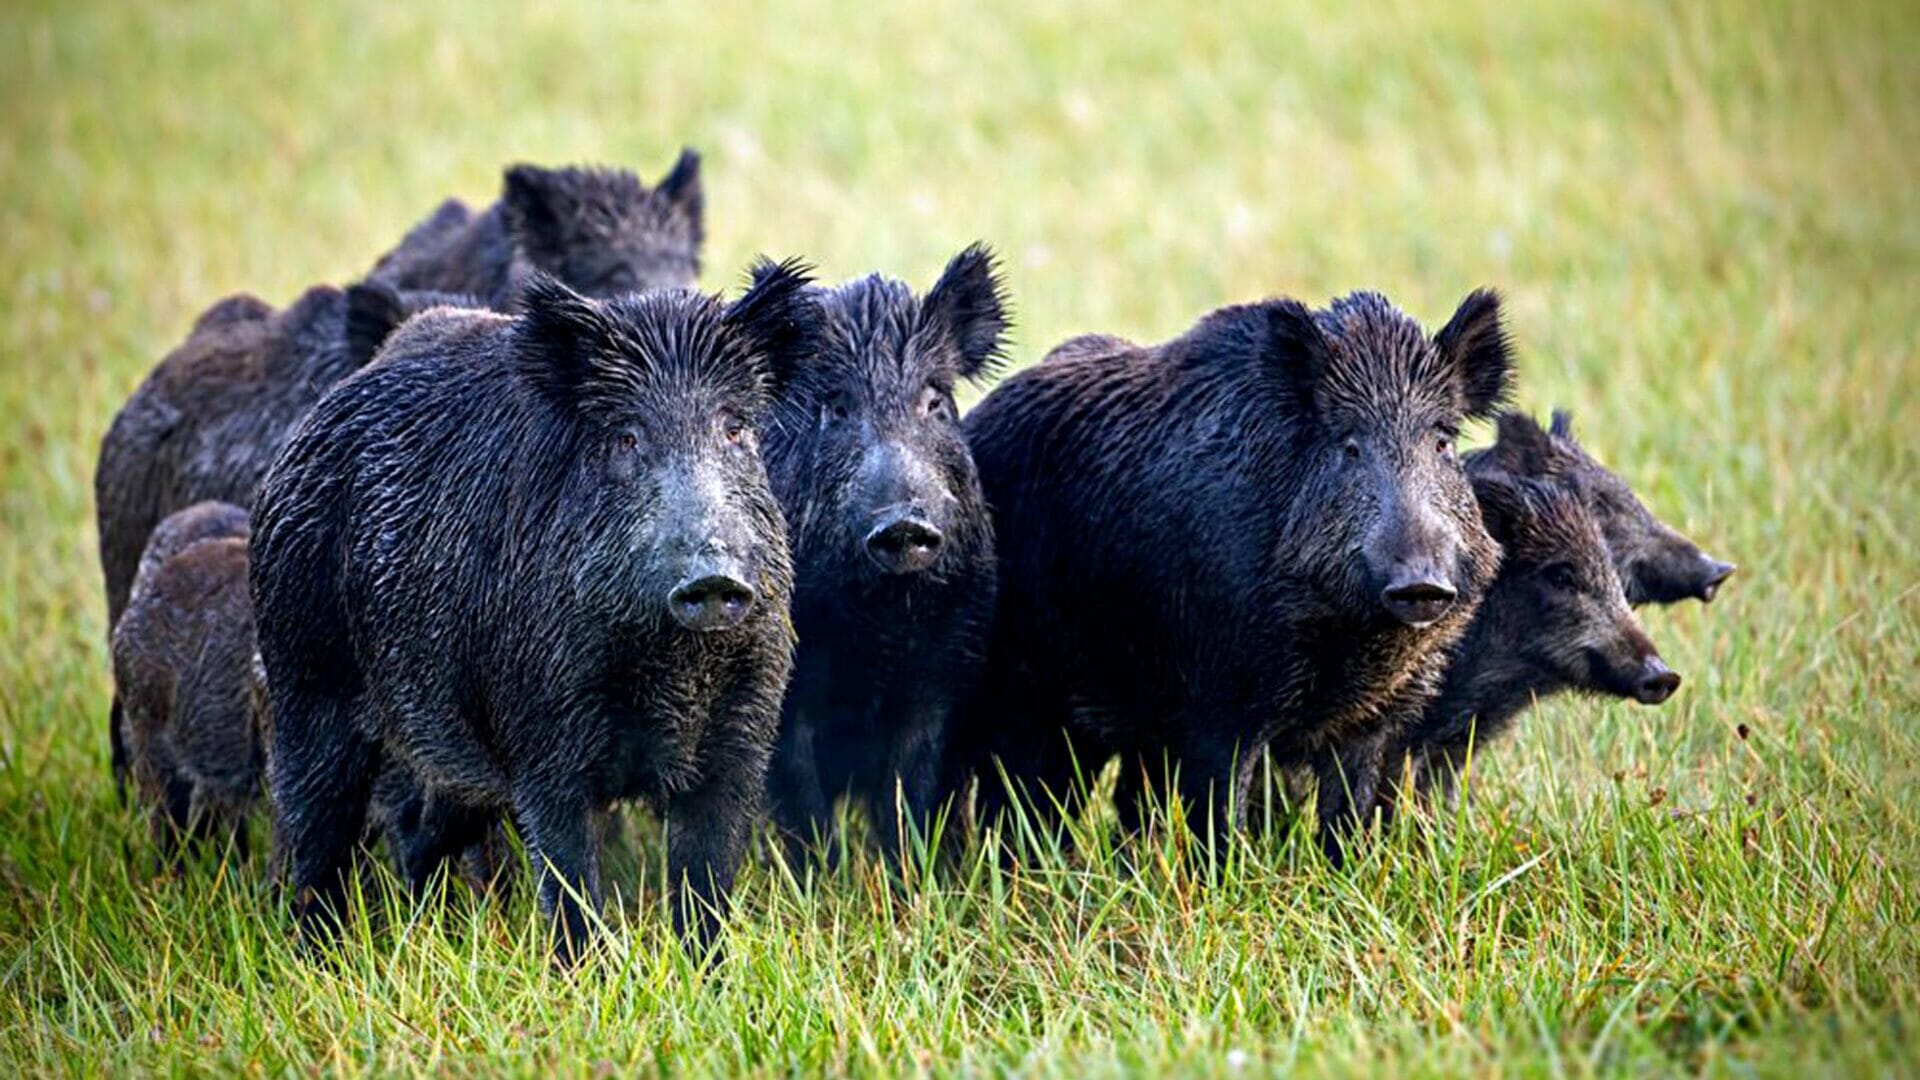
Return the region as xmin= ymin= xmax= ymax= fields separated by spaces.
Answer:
xmin=1380 ymin=573 xmax=1458 ymax=628
xmin=864 ymin=514 xmax=945 ymax=575
xmin=668 ymin=568 xmax=759 ymax=632
xmin=1633 ymin=655 xmax=1682 ymax=704
xmin=1697 ymin=558 xmax=1737 ymax=603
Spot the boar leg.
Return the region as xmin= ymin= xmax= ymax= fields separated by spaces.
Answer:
xmin=397 ymin=792 xmax=498 ymax=900
xmin=273 ymin=691 xmax=378 ymax=940
xmin=971 ymin=707 xmax=1094 ymax=854
xmin=513 ymin=786 xmax=600 ymax=965
xmin=666 ymin=728 xmax=772 ymax=957
xmin=1312 ymin=732 xmax=1388 ymax=869
xmin=110 ymin=696 xmax=129 ymax=803
xmin=1157 ymin=736 xmax=1257 ymax=859
xmin=767 ymin=710 xmax=833 ymax=868
xmin=874 ymin=700 xmax=948 ymax=866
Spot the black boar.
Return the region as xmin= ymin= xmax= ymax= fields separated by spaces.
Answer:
xmin=759 ymin=245 xmax=1009 ymax=864
xmin=250 ymin=265 xmax=816 ymax=960
xmin=112 ymin=502 xmax=264 ymax=864
xmin=954 ymin=289 xmax=1512 ymax=850
xmin=95 ymin=282 xmax=480 ymax=790
xmin=1384 ymin=471 xmax=1681 ymax=809
xmin=366 ymin=150 xmax=703 ymax=307
xmin=1468 ymin=411 xmax=1734 ymax=605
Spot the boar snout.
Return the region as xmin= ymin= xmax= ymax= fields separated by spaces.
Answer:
xmin=1697 ymin=558 xmax=1737 ymax=603
xmin=1633 ymin=655 xmax=1682 ymax=704
xmin=668 ymin=566 xmax=759 ymax=632
xmin=1379 ymin=570 xmax=1458 ymax=627
xmin=864 ymin=514 xmax=945 ymax=575
xmin=1366 ymin=474 xmax=1466 ymax=627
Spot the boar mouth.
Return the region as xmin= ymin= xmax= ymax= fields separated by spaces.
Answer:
xmin=1379 ymin=580 xmax=1458 ymax=628
xmin=1695 ymin=560 xmax=1737 ymax=603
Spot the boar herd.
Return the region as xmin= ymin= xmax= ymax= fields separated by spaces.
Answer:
xmin=94 ymin=149 xmax=1735 ymax=961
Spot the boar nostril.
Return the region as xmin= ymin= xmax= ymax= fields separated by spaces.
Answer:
xmin=667 ymin=574 xmax=757 ymax=632
xmin=1380 ymin=579 xmax=1457 ymax=628
xmin=1697 ymin=560 xmax=1737 ymax=603
xmin=1634 ymin=658 xmax=1682 ymax=704
xmin=864 ymin=518 xmax=945 ymax=575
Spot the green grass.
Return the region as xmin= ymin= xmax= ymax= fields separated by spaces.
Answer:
xmin=2 ymin=0 xmax=1916 ymax=1073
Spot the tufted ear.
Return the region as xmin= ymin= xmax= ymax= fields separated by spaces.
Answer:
xmin=730 ymin=257 xmax=820 ymax=395
xmin=921 ymin=242 xmax=1012 ymax=383
xmin=343 ymin=281 xmax=411 ymax=370
xmin=1549 ymin=407 xmax=1577 ymax=441
xmin=503 ymin=164 xmax=574 ymax=259
xmin=1434 ymin=288 xmax=1514 ymax=419
xmin=655 ymin=147 xmax=703 ymax=237
xmin=343 ymin=285 xmax=480 ymax=369
xmin=1263 ymin=298 xmax=1334 ymax=402
xmin=511 ymin=272 xmax=615 ymax=407
xmin=1486 ymin=411 xmax=1560 ymax=477
xmin=1470 ymin=471 xmax=1532 ymax=549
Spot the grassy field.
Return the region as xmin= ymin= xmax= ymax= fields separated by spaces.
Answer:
xmin=2 ymin=0 xmax=1916 ymax=1074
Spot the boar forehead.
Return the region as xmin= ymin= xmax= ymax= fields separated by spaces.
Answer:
xmin=528 ymin=169 xmax=699 ymax=290
xmin=1548 ymin=436 xmax=1668 ymax=551
xmin=1509 ymin=487 xmax=1619 ymax=592
xmin=1312 ymin=295 xmax=1462 ymax=434
xmin=576 ymin=294 xmax=773 ymax=424
xmin=799 ymin=277 xmax=955 ymax=404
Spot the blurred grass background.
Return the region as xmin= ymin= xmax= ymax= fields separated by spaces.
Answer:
xmin=1 ymin=0 xmax=1915 ymax=1074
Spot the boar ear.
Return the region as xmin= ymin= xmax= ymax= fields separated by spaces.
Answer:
xmin=1488 ymin=411 xmax=1557 ymax=476
xmin=655 ymin=148 xmax=703 ymax=234
xmin=1263 ymin=299 xmax=1333 ymax=399
xmin=922 ymin=242 xmax=1012 ymax=383
xmin=728 ymin=257 xmax=820 ymax=392
xmin=1434 ymin=289 xmax=1514 ymax=419
xmin=1471 ymin=472 xmax=1532 ymax=548
xmin=512 ymin=272 xmax=613 ymax=406
xmin=503 ymin=164 xmax=571 ymax=255
xmin=342 ymin=281 xmax=411 ymax=370
xmin=1549 ymin=407 xmax=1576 ymax=441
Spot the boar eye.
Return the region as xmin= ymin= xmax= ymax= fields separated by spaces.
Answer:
xmin=1543 ymin=562 xmax=1580 ymax=591
xmin=614 ymin=429 xmax=641 ymax=454
xmin=822 ymin=395 xmax=852 ymax=428
xmin=920 ymin=385 xmax=951 ymax=420
xmin=1342 ymin=438 xmax=1362 ymax=461
xmin=722 ymin=416 xmax=749 ymax=447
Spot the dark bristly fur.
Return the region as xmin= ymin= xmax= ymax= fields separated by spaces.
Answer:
xmin=94 ymin=282 xmax=483 ymax=790
xmin=112 ymin=502 xmax=264 ymax=867
xmin=759 ymin=244 xmax=1009 ymax=864
xmin=367 ymin=150 xmax=705 ymax=307
xmin=1467 ymin=410 xmax=1735 ymax=606
xmin=1382 ymin=472 xmax=1680 ymax=810
xmin=953 ymin=289 xmax=1512 ymax=861
xmin=250 ymin=265 xmax=817 ymax=961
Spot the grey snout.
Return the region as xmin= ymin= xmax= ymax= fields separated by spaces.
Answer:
xmin=1633 ymin=655 xmax=1682 ymax=704
xmin=1697 ymin=558 xmax=1736 ymax=603
xmin=1380 ymin=573 xmax=1458 ymax=627
xmin=667 ymin=571 xmax=758 ymax=632
xmin=864 ymin=515 xmax=945 ymax=575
